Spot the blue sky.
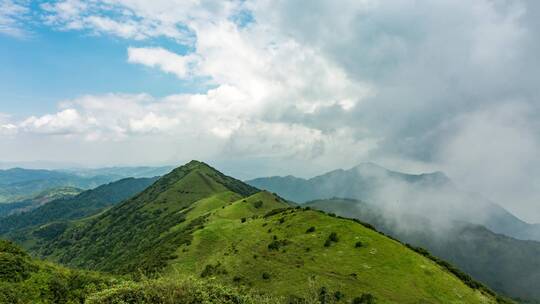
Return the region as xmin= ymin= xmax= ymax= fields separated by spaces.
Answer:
xmin=1 ymin=0 xmax=540 ymax=221
xmin=0 ymin=26 xmax=199 ymax=117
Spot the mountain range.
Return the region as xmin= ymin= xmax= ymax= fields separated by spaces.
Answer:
xmin=247 ymin=162 xmax=540 ymax=242
xmin=0 ymin=161 xmax=511 ymax=303
xmin=0 ymin=166 xmax=172 ymax=205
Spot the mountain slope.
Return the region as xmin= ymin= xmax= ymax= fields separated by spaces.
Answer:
xmin=30 ymin=161 xmax=510 ymax=303
xmin=0 ymin=239 xmax=270 ymax=304
xmin=35 ymin=161 xmax=259 ymax=275
xmin=0 ymin=177 xmax=157 ymax=236
xmin=306 ymin=198 xmax=540 ymax=302
xmin=166 ymin=193 xmax=508 ymax=303
xmin=247 ymin=163 xmax=540 ymax=242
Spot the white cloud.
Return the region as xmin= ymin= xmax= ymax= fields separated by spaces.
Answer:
xmin=3 ymin=0 xmax=540 ymax=220
xmin=0 ymin=0 xmax=30 ymax=37
xmin=128 ymin=47 xmax=196 ymax=78
xmin=20 ymin=109 xmax=85 ymax=135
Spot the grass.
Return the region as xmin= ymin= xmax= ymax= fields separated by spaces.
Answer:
xmin=165 ymin=192 xmax=499 ymax=304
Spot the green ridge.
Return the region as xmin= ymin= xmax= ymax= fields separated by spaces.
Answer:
xmin=23 ymin=161 xmax=509 ymax=303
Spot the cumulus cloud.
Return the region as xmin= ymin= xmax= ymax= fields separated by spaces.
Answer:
xmin=0 ymin=0 xmax=30 ymax=37
xmin=3 ymin=0 xmax=540 ymax=220
xmin=128 ymin=47 xmax=196 ymax=78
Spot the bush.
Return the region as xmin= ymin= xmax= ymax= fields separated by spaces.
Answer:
xmin=241 ymin=218 xmax=247 ymax=223
xmin=200 ymin=262 xmax=227 ymax=278
xmin=262 ymin=272 xmax=271 ymax=280
xmin=268 ymin=239 xmax=290 ymax=251
xmin=355 ymin=241 xmax=363 ymax=248
xmin=324 ymin=232 xmax=339 ymax=247
xmin=253 ymin=200 xmax=263 ymax=209
xmin=306 ymin=226 xmax=316 ymax=233
xmin=334 ymin=291 xmax=345 ymax=301
xmin=352 ymin=293 xmax=376 ymax=304
xmin=86 ymin=277 xmax=275 ymax=304
xmin=318 ymin=287 xmax=330 ymax=303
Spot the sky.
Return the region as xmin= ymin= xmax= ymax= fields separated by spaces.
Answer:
xmin=0 ymin=0 xmax=539 ymax=221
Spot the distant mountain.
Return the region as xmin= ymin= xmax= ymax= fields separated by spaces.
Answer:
xmin=63 ymin=166 xmax=174 ymax=179
xmin=15 ymin=161 xmax=510 ymax=303
xmin=247 ymin=162 xmax=451 ymax=203
xmin=247 ymin=163 xmax=540 ymax=242
xmin=0 ymin=166 xmax=171 ymax=204
xmin=0 ymin=168 xmax=117 ymax=204
xmin=0 ymin=187 xmax=82 ymax=217
xmin=306 ymin=198 xmax=540 ymax=302
xmin=0 ymin=177 xmax=157 ymax=236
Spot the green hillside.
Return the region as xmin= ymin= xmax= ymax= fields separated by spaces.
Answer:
xmin=0 ymin=239 xmax=279 ymax=304
xmin=34 ymin=161 xmax=258 ymax=275
xmin=0 ymin=239 xmax=116 ymax=304
xmin=28 ymin=161 xmax=510 ymax=303
xmin=306 ymin=198 xmax=540 ymax=302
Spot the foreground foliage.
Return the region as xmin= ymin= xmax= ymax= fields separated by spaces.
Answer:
xmin=0 ymin=240 xmax=117 ymax=304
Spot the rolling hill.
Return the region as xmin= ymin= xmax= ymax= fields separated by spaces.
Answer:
xmin=306 ymin=198 xmax=540 ymax=302
xmin=23 ymin=161 xmax=511 ymax=303
xmin=247 ymin=163 xmax=540 ymax=243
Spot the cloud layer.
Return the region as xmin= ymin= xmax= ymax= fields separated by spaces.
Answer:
xmin=1 ymin=0 xmax=540 ymax=221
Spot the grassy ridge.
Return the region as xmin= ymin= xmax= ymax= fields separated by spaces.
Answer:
xmin=165 ymin=192 xmax=502 ymax=303
xmin=19 ymin=161 xmax=511 ymax=303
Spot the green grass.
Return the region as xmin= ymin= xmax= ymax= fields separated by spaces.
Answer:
xmin=163 ymin=195 xmax=500 ymax=303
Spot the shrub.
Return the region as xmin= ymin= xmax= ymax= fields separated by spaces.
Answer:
xmin=200 ymin=262 xmax=227 ymax=278
xmin=334 ymin=291 xmax=345 ymax=301
xmin=253 ymin=200 xmax=263 ymax=209
xmin=241 ymin=218 xmax=247 ymax=223
xmin=262 ymin=272 xmax=271 ymax=280
xmin=324 ymin=232 xmax=339 ymax=247
xmin=86 ymin=277 xmax=276 ymax=304
xmin=306 ymin=226 xmax=316 ymax=233
xmin=352 ymin=293 xmax=376 ymax=304
xmin=318 ymin=287 xmax=330 ymax=303
xmin=268 ymin=239 xmax=290 ymax=251
xmin=355 ymin=241 xmax=363 ymax=248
